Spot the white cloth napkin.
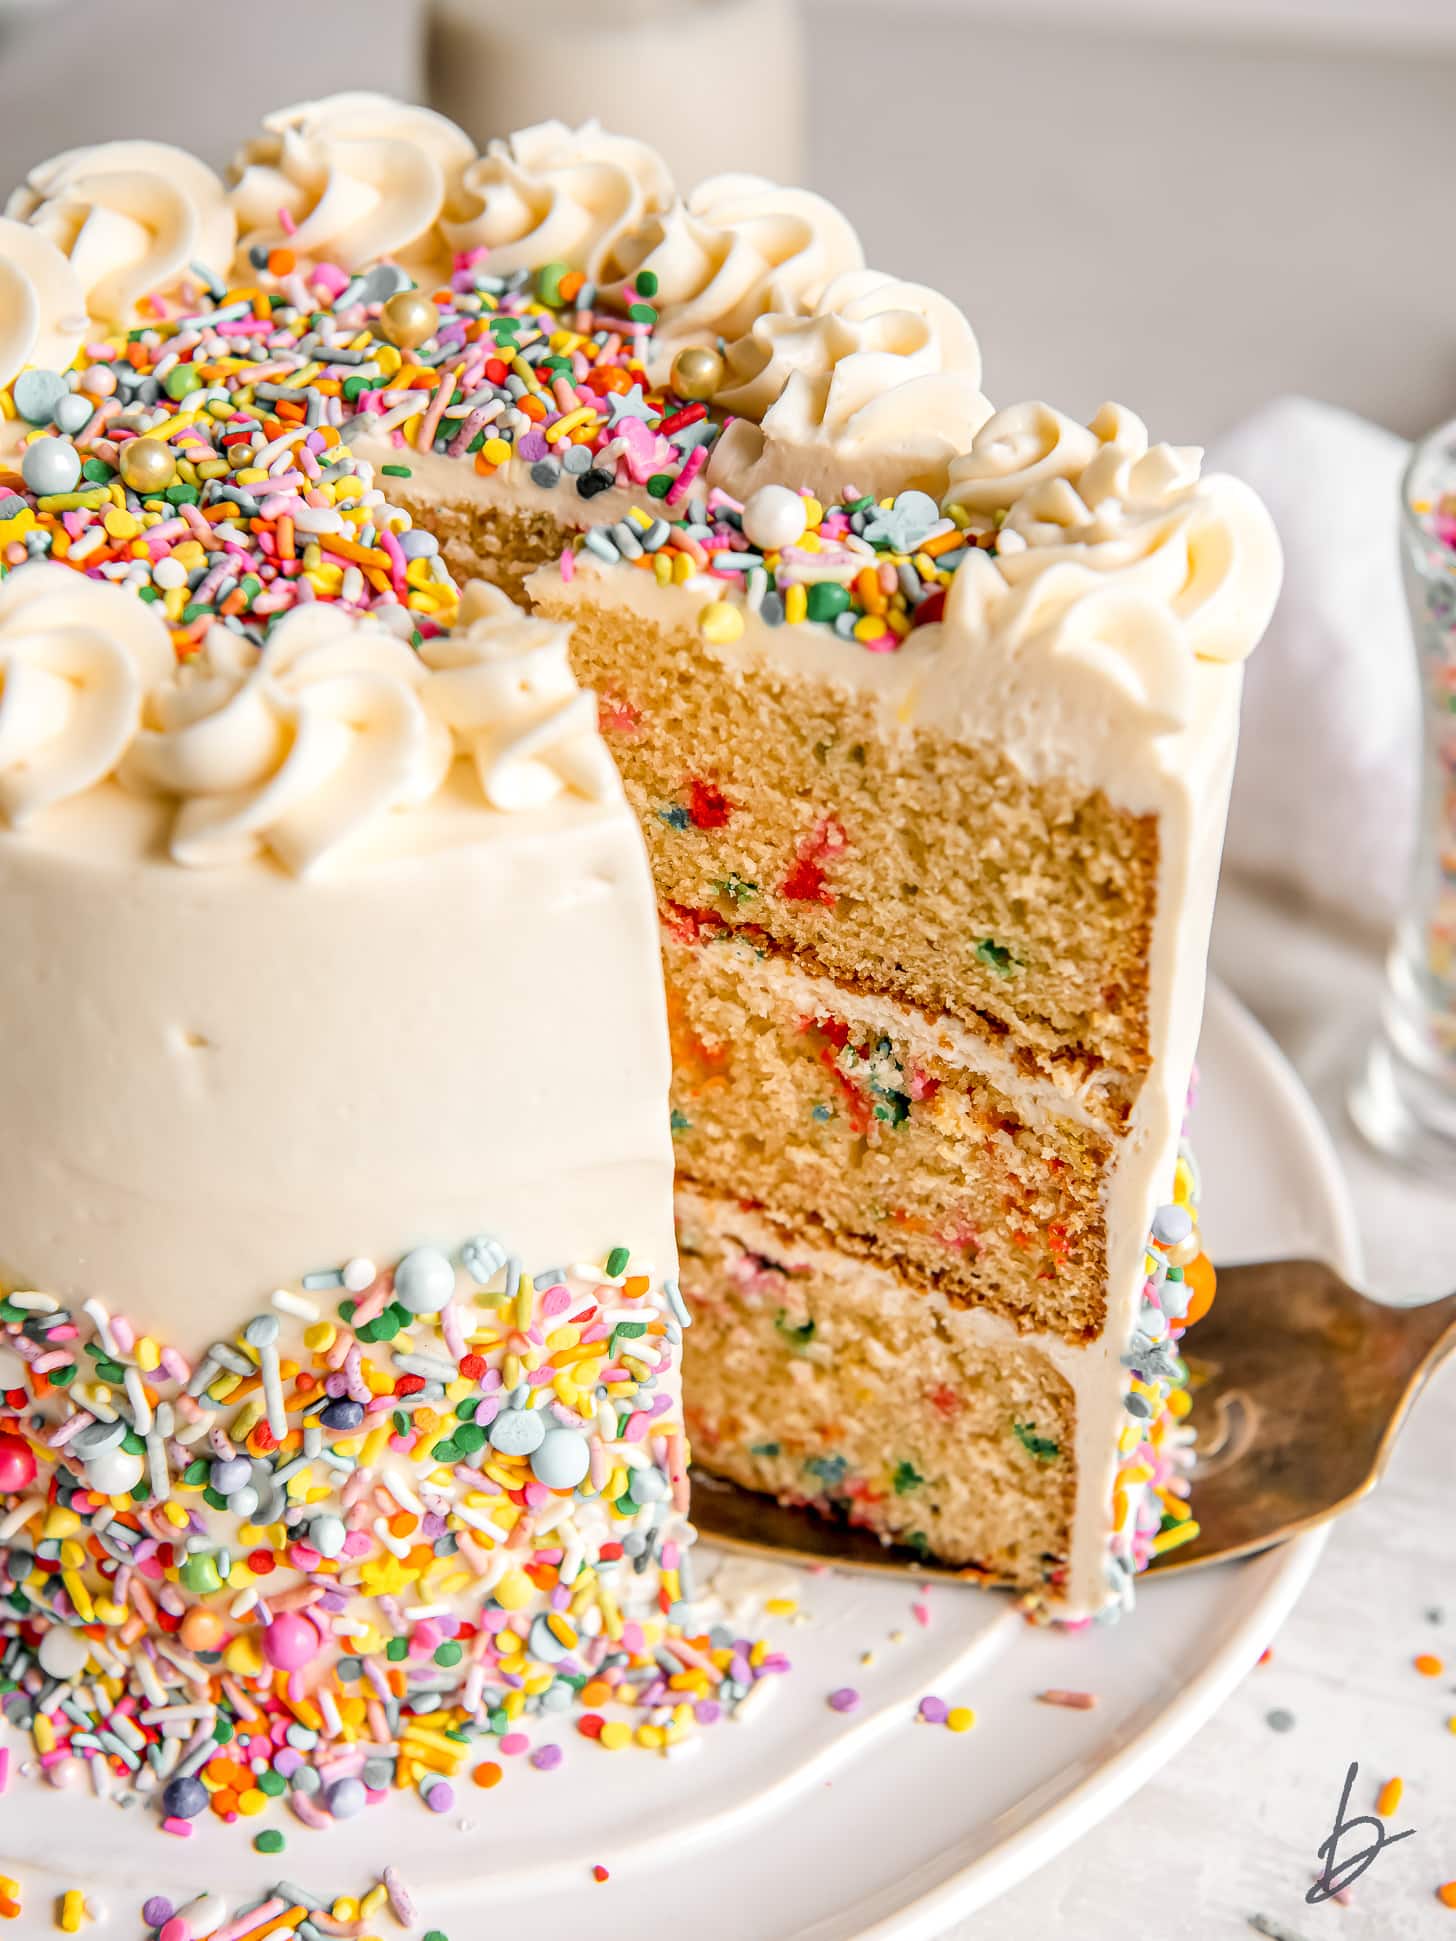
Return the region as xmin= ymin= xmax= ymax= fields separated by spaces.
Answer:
xmin=1209 ymin=396 xmax=1417 ymax=932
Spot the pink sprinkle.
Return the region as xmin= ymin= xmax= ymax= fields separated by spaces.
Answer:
xmin=1037 ymin=1689 xmax=1098 ymax=1710
xmin=161 ymin=1815 xmax=194 ymax=1838
xmin=911 ymin=1601 xmax=931 ymax=1628
xmin=0 ymin=1747 xmax=8 ymax=1793
xmin=278 ymin=207 xmax=298 ymax=237
xmin=500 ymin=1731 xmax=530 ymax=1756
xmin=559 ymin=545 xmax=575 ymax=583
xmin=541 ymin=1284 xmax=572 ymax=1317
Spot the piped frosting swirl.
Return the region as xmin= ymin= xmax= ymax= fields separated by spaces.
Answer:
xmin=122 ymin=603 xmax=451 ymax=873
xmin=610 ymin=174 xmax=864 ymax=380
xmin=708 ymin=270 xmax=992 ymax=504
xmin=6 ymin=141 xmax=236 ymax=325
xmin=228 ymin=93 xmax=477 ymax=276
xmin=0 ymin=565 xmax=173 ymax=826
xmin=0 ymin=219 xmax=88 ymax=395
xmin=441 ymin=120 xmax=675 ymax=283
xmin=421 ymin=583 xmax=621 ymax=811
xmin=943 ymin=402 xmax=1282 ymax=666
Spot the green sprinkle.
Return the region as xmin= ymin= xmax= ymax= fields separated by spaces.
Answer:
xmin=435 ymin=1641 xmax=464 ymax=1668
xmin=386 ymin=1637 xmax=409 ymax=1662
xmin=646 ymin=474 xmax=674 ymax=498
xmin=634 ymin=270 xmax=659 ymax=298
xmin=892 ymin=1460 xmax=924 ymax=1494
xmin=164 ymin=365 xmax=202 ymax=401
xmin=253 ymin=1828 xmax=285 ymax=1854
xmin=183 ymin=1460 xmax=210 ymax=1486
xmin=669 ymin=1109 xmax=691 ymax=1133
xmin=1013 ymin=1421 xmax=1060 ymax=1464
xmin=805 ymin=581 xmax=851 ymax=623
xmin=627 ymin=302 xmax=657 ymax=326
xmin=605 ymin=1246 xmax=630 ymax=1277
xmin=382 ymin=463 xmax=413 ymax=477
xmin=258 ymin=1768 xmax=287 ymax=1796
xmin=773 ymin=1311 xmax=816 ymax=1348
xmin=212 ymin=1718 xmax=234 ymax=1744
xmin=749 ymin=1441 xmax=781 ymax=1458
xmin=975 ymin=938 xmax=1019 ymax=978
xmin=715 ymin=874 xmax=758 ymax=904
xmin=431 ymin=1440 xmax=460 ymax=1464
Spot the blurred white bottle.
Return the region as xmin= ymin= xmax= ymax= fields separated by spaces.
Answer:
xmin=426 ymin=0 xmax=806 ymax=190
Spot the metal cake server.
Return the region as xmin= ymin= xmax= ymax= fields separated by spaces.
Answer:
xmin=688 ymin=1259 xmax=1456 ymax=1583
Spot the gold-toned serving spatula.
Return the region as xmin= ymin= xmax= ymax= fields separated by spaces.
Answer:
xmin=688 ymin=1260 xmax=1456 ymax=1583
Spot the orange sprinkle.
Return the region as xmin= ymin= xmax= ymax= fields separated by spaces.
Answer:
xmin=267 ymin=248 xmax=297 ymax=277
xmin=1377 ymin=1776 xmax=1404 ymax=1817
xmin=1440 ymin=1882 xmax=1456 ymax=1910
xmin=473 ymin=1760 xmax=503 ymax=1789
xmin=579 ymin=1679 xmax=612 ymax=1706
xmin=1415 ymin=1653 xmax=1445 ymax=1677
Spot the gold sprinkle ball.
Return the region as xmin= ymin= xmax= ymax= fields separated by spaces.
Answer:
xmin=379 ymin=290 xmax=440 ymax=352
xmin=117 ymin=437 xmax=177 ymax=494
xmin=670 ymin=345 xmax=725 ymax=402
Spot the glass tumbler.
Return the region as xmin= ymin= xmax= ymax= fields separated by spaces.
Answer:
xmin=1350 ymin=417 xmax=1456 ymax=1175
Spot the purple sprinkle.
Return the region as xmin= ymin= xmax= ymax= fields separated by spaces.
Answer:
xmin=142 ymin=1899 xmax=173 ymax=1928
xmin=694 ymin=1699 xmax=722 ymax=1725
xmin=918 ymin=1695 xmax=949 ymax=1724
xmin=828 ymin=1687 xmax=860 ymax=1713
xmin=729 ymin=1654 xmax=751 ymax=1684
xmin=531 ymin=1743 xmax=564 ymax=1771
xmin=517 ymin=430 xmax=549 ymax=462
xmin=425 ymin=1781 xmax=455 ymax=1813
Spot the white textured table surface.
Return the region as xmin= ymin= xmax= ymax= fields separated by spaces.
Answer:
xmin=951 ymin=877 xmax=1456 ymax=1940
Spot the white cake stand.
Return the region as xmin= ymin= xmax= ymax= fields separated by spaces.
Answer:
xmin=0 ymin=979 xmax=1357 ymax=1939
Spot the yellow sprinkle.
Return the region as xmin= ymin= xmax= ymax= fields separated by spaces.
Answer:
xmin=58 ymin=1887 xmax=88 ymax=1931
xmin=783 ymin=583 xmax=807 ymax=626
xmin=599 ymin=1720 xmax=632 ymax=1751
xmin=1150 ymin=1518 xmax=1201 ymax=1556
xmin=946 ymin=1707 xmax=976 ymax=1733
xmin=763 ymin=1598 xmax=798 ymax=1617
xmin=32 ymin=1712 xmax=56 ymax=1754
xmin=699 ymin=600 xmax=744 ymax=644
xmin=360 ymin=1885 xmax=388 ymax=1918
xmin=802 ymin=497 xmax=824 ymax=528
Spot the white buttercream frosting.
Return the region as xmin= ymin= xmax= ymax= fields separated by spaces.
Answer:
xmin=0 ymin=565 xmax=172 ymax=827
xmin=441 ymin=120 xmax=674 ymax=282
xmin=708 ymin=269 xmax=992 ymax=503
xmin=0 ymin=218 xmax=88 ymax=393
xmin=943 ymin=402 xmax=1283 ymax=667
xmin=229 ymin=93 xmax=477 ymax=275
xmin=421 ymin=581 xmax=621 ymax=811
xmin=123 ymin=604 xmax=451 ymax=874
xmin=610 ymin=173 xmax=864 ymax=378
xmin=6 ymin=141 xmax=236 ymax=324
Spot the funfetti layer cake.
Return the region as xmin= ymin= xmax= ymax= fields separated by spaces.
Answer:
xmin=0 ymin=91 xmax=1279 ymax=1685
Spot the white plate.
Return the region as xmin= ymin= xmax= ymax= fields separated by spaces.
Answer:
xmin=1 ymin=979 xmax=1359 ymax=1939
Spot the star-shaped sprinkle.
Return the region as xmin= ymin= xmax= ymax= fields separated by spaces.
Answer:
xmin=606 ymin=384 xmax=658 ymax=427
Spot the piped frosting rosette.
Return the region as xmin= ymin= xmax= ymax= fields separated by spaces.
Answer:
xmin=6 ymin=141 xmax=236 ymax=325
xmin=122 ymin=603 xmax=452 ymax=874
xmin=942 ymin=402 xmax=1283 ymax=665
xmin=609 ymin=173 xmax=864 ymax=381
xmin=0 ymin=565 xmax=173 ymax=825
xmin=228 ymin=93 xmax=477 ymax=277
xmin=707 ymin=270 xmax=993 ymax=505
xmin=420 ymin=581 xmax=621 ymax=811
xmin=0 ymin=218 xmax=88 ymax=399
xmin=441 ymin=121 xmax=675 ymax=285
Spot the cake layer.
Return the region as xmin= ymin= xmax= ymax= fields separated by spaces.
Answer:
xmin=676 ymin=1188 xmax=1078 ymax=1587
xmin=664 ymin=923 xmax=1113 ymax=1339
xmin=532 ymin=570 xmax=1159 ymax=1109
